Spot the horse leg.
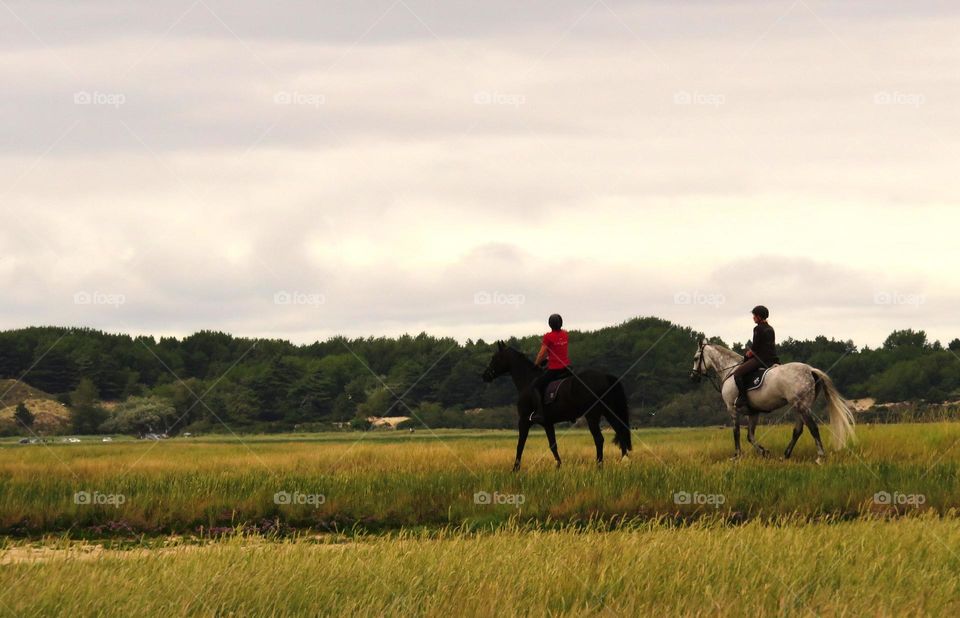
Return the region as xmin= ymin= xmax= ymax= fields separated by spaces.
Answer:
xmin=586 ymin=414 xmax=604 ymax=467
xmin=731 ymin=413 xmax=742 ymax=460
xmin=783 ymin=417 xmax=804 ymax=459
xmin=543 ymin=422 xmax=561 ymax=469
xmin=800 ymin=409 xmax=826 ymax=464
xmin=746 ymin=414 xmax=769 ymax=457
xmin=513 ymin=418 xmax=531 ymax=472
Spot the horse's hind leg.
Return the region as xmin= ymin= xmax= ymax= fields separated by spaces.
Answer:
xmin=800 ymin=409 xmax=826 ymax=464
xmin=586 ymin=414 xmax=604 ymax=467
xmin=783 ymin=417 xmax=804 ymax=459
xmin=746 ymin=414 xmax=770 ymax=457
xmin=543 ymin=422 xmax=562 ymax=469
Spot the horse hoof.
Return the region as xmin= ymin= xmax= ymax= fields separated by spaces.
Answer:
xmin=815 ymin=457 xmax=824 ymax=466
xmin=729 ymin=455 xmax=741 ymax=462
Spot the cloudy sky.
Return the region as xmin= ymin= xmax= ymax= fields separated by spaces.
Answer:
xmin=1 ymin=0 xmax=957 ymax=348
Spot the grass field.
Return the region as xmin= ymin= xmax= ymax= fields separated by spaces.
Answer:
xmin=2 ymin=423 xmax=960 ymax=615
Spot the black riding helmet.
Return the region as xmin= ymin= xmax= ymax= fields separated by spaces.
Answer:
xmin=752 ymin=305 xmax=770 ymax=320
xmin=548 ymin=314 xmax=563 ymax=331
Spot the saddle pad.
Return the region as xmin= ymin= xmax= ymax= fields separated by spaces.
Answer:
xmin=746 ymin=365 xmax=778 ymax=391
xmin=545 ymin=378 xmax=569 ymax=404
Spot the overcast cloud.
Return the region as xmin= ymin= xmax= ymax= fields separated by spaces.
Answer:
xmin=1 ymin=0 xmax=958 ymax=348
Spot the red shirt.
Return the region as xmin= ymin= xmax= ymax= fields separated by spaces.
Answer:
xmin=543 ymin=330 xmax=570 ymax=369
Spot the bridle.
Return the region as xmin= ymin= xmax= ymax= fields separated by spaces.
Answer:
xmin=692 ymin=341 xmax=743 ymax=393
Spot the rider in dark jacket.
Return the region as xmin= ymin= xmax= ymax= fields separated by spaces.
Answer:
xmin=732 ymin=305 xmax=780 ymax=411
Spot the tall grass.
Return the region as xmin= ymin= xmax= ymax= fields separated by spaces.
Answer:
xmin=0 ymin=424 xmax=958 ymax=535
xmin=2 ymin=517 xmax=959 ymax=616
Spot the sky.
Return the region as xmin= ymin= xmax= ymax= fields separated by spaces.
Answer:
xmin=1 ymin=0 xmax=958 ymax=348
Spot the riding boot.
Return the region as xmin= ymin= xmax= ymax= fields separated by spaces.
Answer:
xmin=528 ymin=389 xmax=545 ymax=423
xmin=734 ymin=375 xmax=750 ymax=412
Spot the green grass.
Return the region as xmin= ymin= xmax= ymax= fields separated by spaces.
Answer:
xmin=1 ymin=423 xmax=959 ymax=535
xmin=2 ymin=517 xmax=960 ymax=616
xmin=3 ymin=424 xmax=960 ymax=616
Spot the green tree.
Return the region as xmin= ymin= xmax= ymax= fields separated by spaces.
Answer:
xmin=100 ymin=396 xmax=177 ymax=435
xmin=70 ymin=378 xmax=107 ymax=434
xmin=14 ymin=402 xmax=34 ymax=429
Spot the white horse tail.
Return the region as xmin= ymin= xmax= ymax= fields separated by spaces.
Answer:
xmin=811 ymin=368 xmax=856 ymax=450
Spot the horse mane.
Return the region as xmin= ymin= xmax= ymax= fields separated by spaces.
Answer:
xmin=705 ymin=342 xmax=743 ymax=362
xmin=505 ymin=345 xmax=537 ymax=368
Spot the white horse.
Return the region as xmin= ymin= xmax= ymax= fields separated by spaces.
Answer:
xmin=690 ymin=340 xmax=855 ymax=463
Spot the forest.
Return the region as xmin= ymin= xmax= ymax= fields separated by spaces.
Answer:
xmin=1 ymin=318 xmax=958 ymax=434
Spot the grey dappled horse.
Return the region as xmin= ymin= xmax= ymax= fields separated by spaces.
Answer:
xmin=690 ymin=340 xmax=855 ymax=463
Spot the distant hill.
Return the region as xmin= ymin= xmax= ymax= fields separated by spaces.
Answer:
xmin=0 ymin=379 xmax=70 ymax=434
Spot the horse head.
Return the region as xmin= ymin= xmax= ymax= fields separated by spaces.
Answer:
xmin=690 ymin=338 xmax=707 ymax=383
xmin=482 ymin=341 xmax=513 ymax=382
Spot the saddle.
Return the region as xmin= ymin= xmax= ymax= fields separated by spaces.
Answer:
xmin=544 ymin=378 xmax=570 ymax=404
xmin=744 ymin=365 xmax=778 ymax=391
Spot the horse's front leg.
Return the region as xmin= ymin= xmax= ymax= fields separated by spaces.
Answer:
xmin=514 ymin=418 xmax=531 ymax=472
xmin=543 ymin=422 xmax=561 ymax=469
xmin=730 ymin=411 xmax=742 ymax=460
xmin=746 ymin=414 xmax=770 ymax=457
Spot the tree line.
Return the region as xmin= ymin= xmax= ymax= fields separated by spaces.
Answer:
xmin=0 ymin=319 xmax=957 ymax=434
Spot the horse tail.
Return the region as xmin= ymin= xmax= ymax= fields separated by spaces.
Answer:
xmin=603 ymin=377 xmax=632 ymax=454
xmin=811 ymin=369 xmax=856 ymax=450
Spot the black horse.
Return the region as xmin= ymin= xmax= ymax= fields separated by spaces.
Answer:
xmin=482 ymin=341 xmax=632 ymax=471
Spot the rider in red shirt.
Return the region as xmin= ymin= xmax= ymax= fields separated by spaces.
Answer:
xmin=528 ymin=314 xmax=572 ymax=423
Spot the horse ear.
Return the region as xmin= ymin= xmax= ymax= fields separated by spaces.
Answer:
xmin=698 ymin=337 xmax=704 ymax=346
xmin=497 ymin=340 xmax=505 ymax=350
